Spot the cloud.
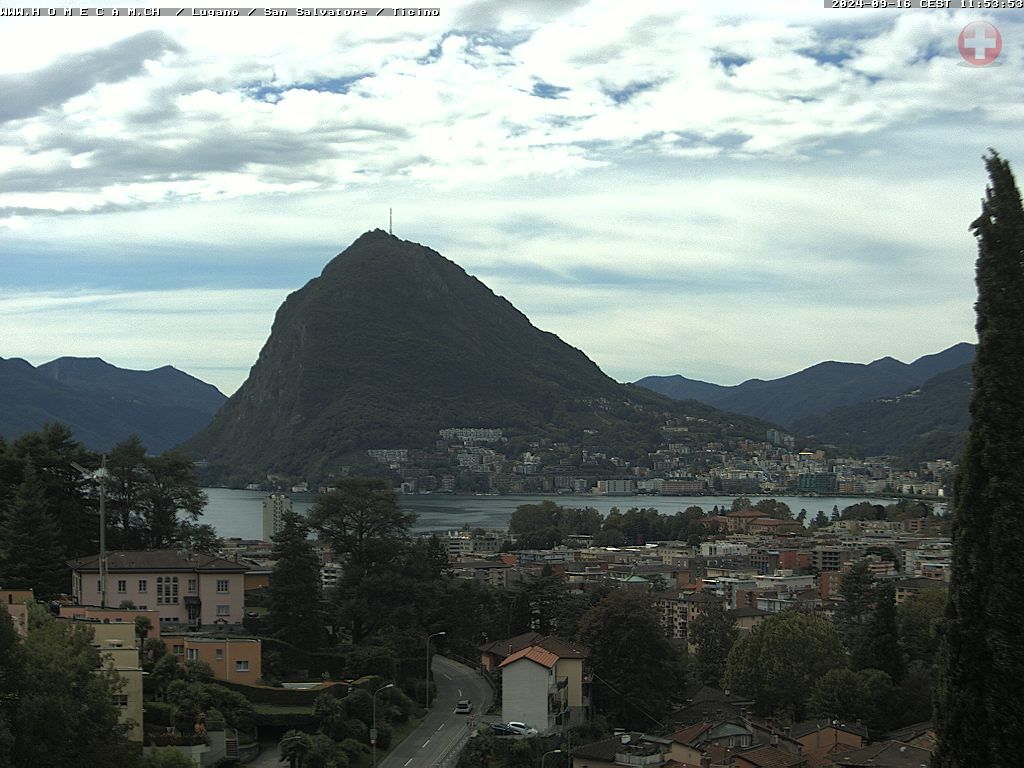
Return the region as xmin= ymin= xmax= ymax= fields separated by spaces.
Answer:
xmin=0 ymin=31 xmax=182 ymax=123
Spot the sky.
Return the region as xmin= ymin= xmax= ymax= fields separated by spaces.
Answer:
xmin=2 ymin=2 xmax=1021 ymax=397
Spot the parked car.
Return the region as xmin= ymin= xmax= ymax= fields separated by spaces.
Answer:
xmin=505 ymin=721 xmax=539 ymax=737
xmin=489 ymin=722 xmax=515 ymax=736
xmin=455 ymin=699 xmax=472 ymax=714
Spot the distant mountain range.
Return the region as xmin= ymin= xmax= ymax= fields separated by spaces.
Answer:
xmin=0 ymin=356 xmax=226 ymax=453
xmin=794 ymin=363 xmax=972 ymax=463
xmin=181 ymin=230 xmax=776 ymax=483
xmin=635 ymin=343 xmax=975 ymax=428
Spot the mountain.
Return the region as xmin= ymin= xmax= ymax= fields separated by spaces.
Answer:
xmin=793 ymin=363 xmax=972 ymax=463
xmin=0 ymin=356 xmax=226 ymax=453
xmin=636 ymin=342 xmax=974 ymax=428
xmin=182 ymin=230 xmax=775 ymax=482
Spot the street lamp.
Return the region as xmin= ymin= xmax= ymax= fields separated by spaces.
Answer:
xmin=372 ymin=682 xmax=394 ymax=768
xmin=425 ymin=631 xmax=446 ymax=709
xmin=541 ymin=748 xmax=563 ymax=767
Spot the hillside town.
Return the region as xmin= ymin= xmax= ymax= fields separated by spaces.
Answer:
xmin=1 ymin=472 xmax=951 ymax=767
xmin=255 ymin=427 xmax=958 ymax=500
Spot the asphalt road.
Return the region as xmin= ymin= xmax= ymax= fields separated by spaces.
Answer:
xmin=378 ymin=654 xmax=493 ymax=768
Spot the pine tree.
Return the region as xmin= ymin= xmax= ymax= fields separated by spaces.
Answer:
xmin=268 ymin=510 xmax=326 ymax=650
xmin=933 ymin=151 xmax=1024 ymax=767
xmin=0 ymin=464 xmax=67 ymax=600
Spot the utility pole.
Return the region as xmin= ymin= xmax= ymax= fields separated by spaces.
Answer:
xmin=71 ymin=455 xmax=109 ymax=608
xmin=389 ymin=207 xmax=393 ymax=235
xmin=99 ymin=454 xmax=108 ymax=608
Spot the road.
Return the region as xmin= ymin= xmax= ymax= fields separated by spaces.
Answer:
xmin=244 ymin=655 xmax=491 ymax=768
xmin=378 ymin=654 xmax=493 ymax=768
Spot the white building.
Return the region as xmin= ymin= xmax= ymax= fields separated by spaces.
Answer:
xmin=262 ymin=494 xmax=293 ymax=542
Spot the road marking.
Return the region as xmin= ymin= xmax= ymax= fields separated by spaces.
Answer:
xmin=442 ymin=673 xmax=452 ymax=680
xmin=435 ymin=724 xmax=444 ymax=733
xmin=404 ymin=760 xmax=413 ymax=766
xmin=458 ymin=688 xmax=463 ymax=696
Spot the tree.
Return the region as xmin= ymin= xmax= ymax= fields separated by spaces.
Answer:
xmin=139 ymin=452 xmax=207 ymax=549
xmin=724 ymin=610 xmax=844 ymax=721
xmin=754 ymin=498 xmax=791 ymax=519
xmin=854 ymin=582 xmax=902 ymax=681
xmin=8 ymin=423 xmax=97 ymax=561
xmin=578 ymin=590 xmax=683 ymax=730
xmin=836 ymin=559 xmax=874 ymax=660
xmin=314 ymin=693 xmax=346 ymax=740
xmin=807 ymin=667 xmax=896 ymax=735
xmin=0 ymin=608 xmax=23 ymax=766
xmin=688 ymin=599 xmax=738 ymax=687
xmin=311 ymin=479 xmax=416 ymax=643
xmin=0 ymin=464 xmax=67 ymax=599
xmin=280 ymin=729 xmax=313 ymax=768
xmin=268 ymin=511 xmax=326 ymax=650
xmin=934 ymin=152 xmax=1024 ymax=767
xmin=897 ymin=587 xmax=946 ymax=664
xmin=11 ymin=606 xmax=139 ymax=767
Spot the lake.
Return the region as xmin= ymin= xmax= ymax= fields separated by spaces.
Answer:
xmin=199 ymin=488 xmax=902 ymax=540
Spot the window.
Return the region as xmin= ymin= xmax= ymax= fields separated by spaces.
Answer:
xmin=216 ymin=605 xmax=230 ymax=616
xmin=235 ymin=660 xmax=249 ymax=672
xmin=170 ymin=577 xmax=179 ymax=604
xmin=216 ymin=579 xmax=230 ymax=594
xmin=112 ymin=694 xmax=129 ymax=707
xmin=138 ymin=579 xmax=147 ymax=593
xmin=187 ymin=648 xmax=199 ymax=662
xmin=138 ymin=605 xmax=147 ymax=610
xmin=188 ymin=579 xmax=197 ymax=593
xmin=157 ymin=577 xmax=164 ymax=604
xmin=117 ymin=580 xmax=127 ymax=593
xmin=172 ymin=645 xmax=184 ymax=656
xmin=215 ymin=649 xmax=224 ymax=661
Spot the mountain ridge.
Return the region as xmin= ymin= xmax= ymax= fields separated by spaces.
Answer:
xmin=636 ymin=342 xmax=975 ymax=427
xmin=0 ymin=356 xmax=226 ymax=453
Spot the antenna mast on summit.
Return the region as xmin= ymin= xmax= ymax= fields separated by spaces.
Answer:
xmin=389 ymin=208 xmax=393 ymax=235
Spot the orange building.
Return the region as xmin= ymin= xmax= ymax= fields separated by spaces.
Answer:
xmin=1 ymin=588 xmax=33 ymax=638
xmin=163 ymin=634 xmax=262 ymax=685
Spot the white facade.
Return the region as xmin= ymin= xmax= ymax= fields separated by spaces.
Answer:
xmin=501 ymin=658 xmax=555 ymax=734
xmin=262 ymin=494 xmax=293 ymax=542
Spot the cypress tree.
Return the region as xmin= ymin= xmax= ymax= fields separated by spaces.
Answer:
xmin=933 ymin=152 xmax=1024 ymax=767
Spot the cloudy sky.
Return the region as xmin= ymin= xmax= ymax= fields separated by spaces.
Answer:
xmin=2 ymin=2 xmax=1021 ymax=396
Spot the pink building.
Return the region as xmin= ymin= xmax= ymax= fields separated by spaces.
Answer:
xmin=67 ymin=550 xmax=249 ymax=630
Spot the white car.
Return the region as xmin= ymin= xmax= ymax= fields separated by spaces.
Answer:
xmin=505 ymin=721 xmax=539 ymax=737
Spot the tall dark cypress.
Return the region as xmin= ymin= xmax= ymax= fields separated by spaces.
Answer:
xmin=933 ymin=152 xmax=1024 ymax=767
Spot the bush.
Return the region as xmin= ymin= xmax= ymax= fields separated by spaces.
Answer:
xmin=144 ymin=702 xmax=174 ymax=727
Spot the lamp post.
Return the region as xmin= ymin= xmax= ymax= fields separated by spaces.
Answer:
xmin=540 ymin=748 xmax=563 ymax=767
xmin=372 ymin=682 xmax=394 ymax=768
xmin=425 ymin=631 xmax=446 ymax=710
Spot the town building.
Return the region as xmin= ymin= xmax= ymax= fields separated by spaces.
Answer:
xmin=68 ymin=550 xmax=250 ymax=630
xmin=162 ymin=633 xmax=263 ymax=685
xmin=261 ymin=493 xmax=293 ymax=541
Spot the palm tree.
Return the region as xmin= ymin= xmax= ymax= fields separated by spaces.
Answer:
xmin=279 ymin=730 xmax=312 ymax=768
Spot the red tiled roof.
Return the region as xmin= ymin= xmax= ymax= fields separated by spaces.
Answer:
xmin=499 ymin=645 xmax=559 ymax=669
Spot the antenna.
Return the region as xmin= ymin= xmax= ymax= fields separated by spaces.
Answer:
xmin=389 ymin=207 xmax=393 ymax=235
